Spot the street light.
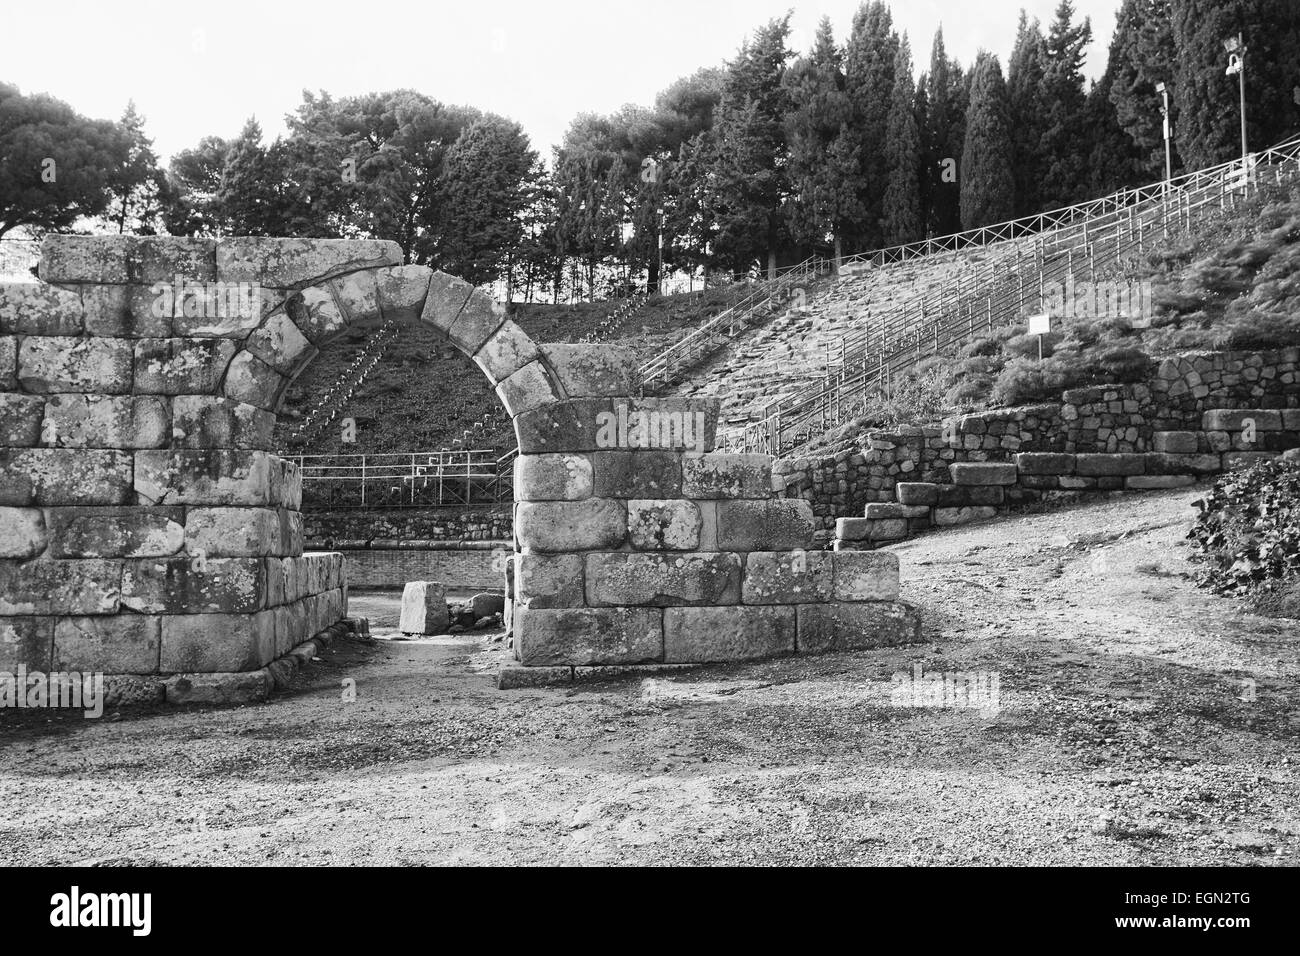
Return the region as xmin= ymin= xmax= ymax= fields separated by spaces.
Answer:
xmin=1224 ymin=33 xmax=1248 ymax=166
xmin=1155 ymin=81 xmax=1172 ymax=184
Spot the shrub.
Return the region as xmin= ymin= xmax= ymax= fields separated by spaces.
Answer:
xmin=1095 ymin=346 xmax=1153 ymax=382
xmin=1211 ymin=311 xmax=1300 ymax=351
xmin=1188 ymin=458 xmax=1300 ymax=593
xmin=989 ymin=357 xmax=1050 ymax=406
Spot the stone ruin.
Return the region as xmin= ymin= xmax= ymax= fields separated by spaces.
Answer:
xmin=0 ymin=236 xmax=921 ymax=702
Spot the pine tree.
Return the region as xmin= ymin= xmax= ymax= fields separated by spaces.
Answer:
xmin=1172 ymin=0 xmax=1300 ymax=170
xmin=784 ymin=17 xmax=863 ymax=263
xmin=1007 ymin=13 xmax=1051 ymax=215
xmin=102 ymin=102 xmax=167 ymax=235
xmin=960 ymin=52 xmax=1016 ymax=229
xmin=844 ymin=1 xmax=899 ymax=249
xmin=882 ymin=35 xmax=922 ymax=245
xmin=216 ymin=118 xmax=291 ymax=235
xmin=1040 ymin=0 xmax=1093 ymax=208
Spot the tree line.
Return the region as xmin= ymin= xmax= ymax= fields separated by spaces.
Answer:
xmin=2 ymin=0 xmax=1297 ymax=301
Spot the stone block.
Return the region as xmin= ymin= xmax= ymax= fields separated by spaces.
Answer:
xmin=741 ymin=550 xmax=832 ymax=604
xmin=681 ymin=453 xmax=773 ymax=499
xmin=0 ymin=559 xmax=121 ymax=615
xmin=184 ymin=507 xmax=287 ymax=557
xmin=1074 ymin=453 xmax=1146 ymax=477
xmin=627 ymin=499 xmax=702 ymax=550
xmin=284 ymin=285 xmax=347 ymax=344
xmin=133 ymin=338 xmax=237 ymax=394
xmin=866 ymin=518 xmax=908 ymax=540
xmin=495 ymin=360 xmax=560 ymax=418
xmin=0 ymin=616 xmax=54 ymax=669
xmin=1125 ymin=475 xmax=1195 ymax=490
xmin=836 ymin=517 xmax=872 ymax=542
xmin=0 ymin=335 xmax=16 ymax=390
xmin=515 ymin=605 xmax=663 ymax=666
xmin=831 ymin=550 xmax=900 ymax=602
xmin=514 ymin=553 xmax=585 ymax=609
xmin=513 ymin=453 xmax=593 ymax=501
xmin=1058 ymin=476 xmax=1098 ymax=490
xmin=420 ymin=271 xmax=474 ymax=336
xmin=1202 ymin=409 xmax=1282 ymax=431
xmin=375 ymin=264 xmax=432 ymax=323
xmin=936 ymin=484 xmax=1004 ymax=507
xmin=53 ymin=615 xmax=161 ymax=673
xmin=663 ymin=605 xmax=795 ymax=662
xmin=47 ymin=506 xmax=185 ymax=558
xmin=1143 ymin=452 xmax=1222 ymax=475
xmin=242 ymin=307 xmax=316 ymax=375
xmin=121 ymin=556 xmax=266 ymax=613
xmin=600 ymin=397 xmax=719 ymax=453
xmin=0 ymin=507 xmax=48 ymax=559
xmin=0 ymin=282 xmax=82 ymax=335
xmin=933 ymin=506 xmax=998 ymax=526
xmin=473 ymin=319 xmax=539 ymax=384
xmin=1014 ymin=452 xmax=1076 ymax=475
xmin=134 ymin=450 xmax=279 ymax=506
xmin=496 ymin=662 xmax=573 ymax=688
xmin=950 ymin=462 xmax=1018 ymax=485
xmin=515 ymin=498 xmax=626 ymax=552
xmin=449 ymin=289 xmax=507 ymax=355
xmin=171 ymin=396 xmax=275 ymax=449
xmin=716 ymin=499 xmax=815 ymax=550
xmin=42 ymin=394 xmax=169 ymax=448
xmin=164 ymin=670 xmax=274 ymax=704
xmin=1152 ymin=431 xmax=1199 ymax=454
xmin=539 ymin=344 xmax=640 ymax=397
xmin=215 ymin=237 xmax=401 ymax=287
xmin=590 ymin=450 xmax=683 ymax=498
xmin=75 ymin=284 xmax=171 ymax=338
xmin=895 ymin=482 xmax=939 ymax=506
xmin=585 ymin=551 xmax=741 ymax=606
xmin=796 ymin=602 xmax=922 ymax=653
xmin=514 ymin=399 xmax=612 ymax=454
xmin=0 ymin=392 xmax=42 ymax=444
xmin=0 ymin=449 xmax=133 ymax=506
xmin=1018 ymin=475 xmax=1061 ymax=490
xmin=222 ymin=350 xmax=286 ymax=409
xmin=160 ymin=611 xmax=277 ymax=672
xmin=18 ymin=336 xmax=132 ymax=393
xmin=471 ymin=592 xmax=506 ymax=618
xmin=399 ymin=581 xmax=450 ymax=635
xmin=39 ymin=235 xmax=129 ymax=284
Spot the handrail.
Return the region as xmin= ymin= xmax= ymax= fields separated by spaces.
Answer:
xmin=730 ymin=134 xmax=1300 ymax=456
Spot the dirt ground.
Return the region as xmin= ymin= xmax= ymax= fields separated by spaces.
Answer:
xmin=1 ymin=487 xmax=1297 ymax=866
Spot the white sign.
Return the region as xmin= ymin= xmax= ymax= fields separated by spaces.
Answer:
xmin=1028 ymin=313 xmax=1052 ymax=335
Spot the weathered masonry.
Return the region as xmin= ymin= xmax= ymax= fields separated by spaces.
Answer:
xmin=0 ymin=236 xmax=921 ymax=702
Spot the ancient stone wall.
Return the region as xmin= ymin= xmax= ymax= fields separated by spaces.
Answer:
xmin=339 ymin=544 xmax=506 ymax=591
xmin=304 ymin=505 xmax=511 ymax=545
xmin=775 ymin=347 xmax=1300 ymax=538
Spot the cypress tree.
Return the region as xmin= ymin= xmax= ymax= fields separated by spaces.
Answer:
xmin=1040 ymin=0 xmax=1093 ymax=207
xmin=882 ymin=35 xmax=923 ymax=245
xmin=1006 ymin=12 xmax=1051 ymax=215
xmin=844 ymin=1 xmax=899 ymax=249
xmin=923 ymin=27 xmax=965 ymax=236
xmin=960 ymin=52 xmax=1016 ymax=229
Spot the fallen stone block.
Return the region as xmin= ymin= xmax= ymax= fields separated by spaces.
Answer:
xmin=663 ymin=605 xmax=795 ymax=662
xmin=471 ymin=592 xmax=506 ymax=618
xmin=398 ymin=581 xmax=449 ymax=635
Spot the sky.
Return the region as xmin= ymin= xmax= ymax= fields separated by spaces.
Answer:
xmin=2 ymin=0 xmax=1122 ymax=164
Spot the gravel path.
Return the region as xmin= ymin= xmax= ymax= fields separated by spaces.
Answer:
xmin=2 ymin=487 xmax=1296 ymax=866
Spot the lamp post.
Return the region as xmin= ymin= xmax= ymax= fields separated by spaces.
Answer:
xmin=1155 ymin=81 xmax=1173 ymax=184
xmin=1224 ymin=33 xmax=1248 ymax=166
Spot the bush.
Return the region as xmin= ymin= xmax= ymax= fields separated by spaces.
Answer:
xmin=1095 ymin=346 xmax=1153 ymax=382
xmin=1188 ymin=458 xmax=1300 ymax=593
xmin=1211 ymin=311 xmax=1300 ymax=351
xmin=989 ymin=357 xmax=1049 ymax=406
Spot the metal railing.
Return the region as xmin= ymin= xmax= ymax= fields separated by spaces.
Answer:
xmin=729 ymin=134 xmax=1300 ymax=456
xmin=292 ymin=449 xmax=515 ymax=509
xmin=639 ymin=257 xmax=830 ymax=388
